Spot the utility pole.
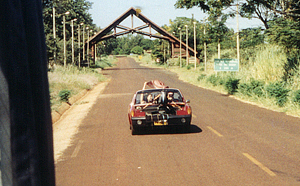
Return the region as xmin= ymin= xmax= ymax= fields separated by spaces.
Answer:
xmin=62 ymin=11 xmax=70 ymax=67
xmin=218 ymin=17 xmax=221 ymax=59
xmin=179 ymin=27 xmax=182 ymax=68
xmin=78 ymin=24 xmax=81 ymax=67
xmin=86 ymin=27 xmax=90 ymax=68
xmin=185 ymin=25 xmax=189 ymax=65
xmin=193 ymin=21 xmax=196 ymax=69
xmin=63 ymin=14 xmax=66 ymax=67
xmin=237 ymin=2 xmax=240 ymax=63
xmin=204 ymin=18 xmax=207 ymax=72
xmin=83 ymin=25 xmax=85 ymax=61
xmin=87 ymin=27 xmax=90 ymax=68
xmin=52 ymin=6 xmax=56 ymax=65
xmin=71 ymin=18 xmax=77 ymax=65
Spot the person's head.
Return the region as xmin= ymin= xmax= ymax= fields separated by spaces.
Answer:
xmin=147 ymin=94 xmax=153 ymax=102
xmin=167 ymin=92 xmax=173 ymax=101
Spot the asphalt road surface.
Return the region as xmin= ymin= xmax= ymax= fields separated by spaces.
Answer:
xmin=55 ymin=57 xmax=300 ymax=186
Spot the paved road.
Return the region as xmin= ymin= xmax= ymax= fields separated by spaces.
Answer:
xmin=55 ymin=57 xmax=300 ymax=185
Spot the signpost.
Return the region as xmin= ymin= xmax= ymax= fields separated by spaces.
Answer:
xmin=214 ymin=59 xmax=239 ymax=72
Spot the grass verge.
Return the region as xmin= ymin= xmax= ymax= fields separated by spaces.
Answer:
xmin=132 ymin=50 xmax=300 ymax=118
xmin=48 ymin=56 xmax=116 ymax=111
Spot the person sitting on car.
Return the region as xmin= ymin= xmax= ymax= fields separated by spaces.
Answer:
xmin=143 ymin=94 xmax=154 ymax=109
xmin=147 ymin=94 xmax=153 ymax=103
xmin=167 ymin=92 xmax=182 ymax=110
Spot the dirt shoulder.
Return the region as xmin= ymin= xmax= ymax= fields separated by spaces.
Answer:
xmin=53 ymin=80 xmax=109 ymax=163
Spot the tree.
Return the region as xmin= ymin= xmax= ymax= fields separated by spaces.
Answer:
xmin=131 ymin=46 xmax=144 ymax=55
xmin=266 ymin=17 xmax=300 ymax=50
xmin=239 ymin=0 xmax=274 ymax=29
xmin=151 ymin=40 xmax=170 ymax=64
xmin=141 ymin=39 xmax=154 ymax=50
xmin=240 ymin=27 xmax=265 ymax=48
xmin=175 ymin=0 xmax=300 ymax=29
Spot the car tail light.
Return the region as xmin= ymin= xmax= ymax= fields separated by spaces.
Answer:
xmin=131 ymin=110 xmax=135 ymax=117
xmin=187 ymin=107 xmax=192 ymax=115
xmin=131 ymin=107 xmax=145 ymax=117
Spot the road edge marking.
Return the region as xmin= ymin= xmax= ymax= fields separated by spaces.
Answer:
xmin=243 ymin=153 xmax=276 ymax=177
xmin=207 ymin=126 xmax=223 ymax=137
xmin=71 ymin=140 xmax=84 ymax=158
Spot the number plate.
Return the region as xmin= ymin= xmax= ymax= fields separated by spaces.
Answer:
xmin=154 ymin=120 xmax=168 ymax=126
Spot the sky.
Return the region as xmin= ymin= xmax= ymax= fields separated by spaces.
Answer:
xmin=88 ymin=0 xmax=263 ymax=32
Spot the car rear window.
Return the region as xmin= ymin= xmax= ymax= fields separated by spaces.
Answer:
xmin=135 ymin=89 xmax=182 ymax=104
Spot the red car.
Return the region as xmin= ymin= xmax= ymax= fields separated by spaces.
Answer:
xmin=128 ymin=80 xmax=192 ymax=135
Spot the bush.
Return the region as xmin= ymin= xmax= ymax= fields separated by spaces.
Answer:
xmin=239 ymin=83 xmax=251 ymax=96
xmin=131 ymin=46 xmax=144 ymax=55
xmin=266 ymin=82 xmax=290 ymax=107
xmin=95 ymin=58 xmax=113 ymax=69
xmin=293 ymin=90 xmax=300 ymax=105
xmin=58 ymin=89 xmax=71 ymax=102
xmin=239 ymin=79 xmax=265 ymax=97
xmin=186 ymin=64 xmax=193 ymax=70
xmin=251 ymin=80 xmax=265 ymax=97
xmin=197 ymin=74 xmax=206 ymax=81
xmin=207 ymin=75 xmax=220 ymax=86
xmin=224 ymin=78 xmax=240 ymax=95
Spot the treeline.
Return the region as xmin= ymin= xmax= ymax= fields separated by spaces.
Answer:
xmin=42 ymin=0 xmax=97 ymax=65
xmin=172 ymin=0 xmax=300 ymax=72
xmin=168 ymin=0 xmax=300 ymax=109
xmin=42 ymin=0 xmax=300 ymax=70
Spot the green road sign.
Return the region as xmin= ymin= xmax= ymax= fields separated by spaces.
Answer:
xmin=214 ymin=59 xmax=239 ymax=71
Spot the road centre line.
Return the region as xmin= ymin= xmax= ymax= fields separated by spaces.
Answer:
xmin=207 ymin=126 xmax=223 ymax=137
xmin=243 ymin=153 xmax=276 ymax=177
xmin=71 ymin=140 xmax=84 ymax=158
xmin=98 ymin=93 xmax=132 ymax=98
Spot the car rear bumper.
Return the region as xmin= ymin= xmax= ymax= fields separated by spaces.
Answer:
xmin=131 ymin=115 xmax=191 ymax=127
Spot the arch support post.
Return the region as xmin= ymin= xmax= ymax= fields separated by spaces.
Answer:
xmin=91 ymin=44 xmax=95 ymax=64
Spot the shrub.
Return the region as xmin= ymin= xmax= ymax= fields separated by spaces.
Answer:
xmin=131 ymin=46 xmax=144 ymax=55
xmin=186 ymin=64 xmax=193 ymax=70
xmin=266 ymin=82 xmax=290 ymax=107
xmin=239 ymin=83 xmax=251 ymax=96
xmin=293 ymin=90 xmax=300 ymax=105
xmin=224 ymin=78 xmax=240 ymax=95
xmin=207 ymin=75 xmax=220 ymax=86
xmin=251 ymin=80 xmax=265 ymax=97
xmin=197 ymin=74 xmax=206 ymax=81
xmin=58 ymin=89 xmax=71 ymax=102
xmin=239 ymin=79 xmax=265 ymax=97
xmin=95 ymin=58 xmax=113 ymax=69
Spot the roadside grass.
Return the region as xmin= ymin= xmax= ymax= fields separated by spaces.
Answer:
xmin=133 ymin=45 xmax=300 ymax=117
xmin=48 ymin=56 xmax=116 ymax=111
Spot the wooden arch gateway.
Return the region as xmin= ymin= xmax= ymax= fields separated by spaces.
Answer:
xmin=87 ymin=7 xmax=197 ymax=61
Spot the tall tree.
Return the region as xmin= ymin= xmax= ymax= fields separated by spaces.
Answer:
xmin=175 ymin=0 xmax=300 ymax=29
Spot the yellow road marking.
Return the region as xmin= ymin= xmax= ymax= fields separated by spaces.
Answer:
xmin=192 ymin=114 xmax=196 ymax=118
xmin=243 ymin=153 xmax=276 ymax=177
xmin=207 ymin=126 xmax=223 ymax=137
